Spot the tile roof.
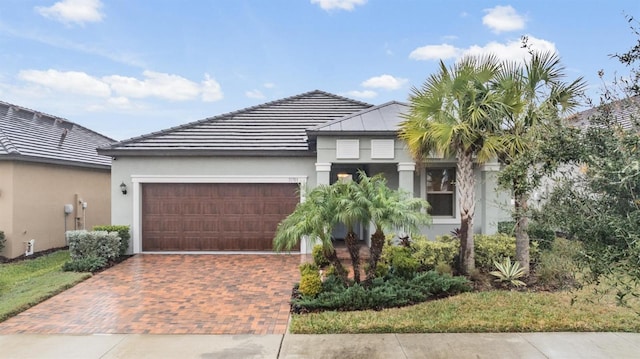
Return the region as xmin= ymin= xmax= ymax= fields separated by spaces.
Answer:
xmin=308 ymin=101 xmax=408 ymax=136
xmin=0 ymin=101 xmax=113 ymax=168
xmin=569 ymin=95 xmax=640 ymax=130
xmin=100 ymin=90 xmax=373 ymax=156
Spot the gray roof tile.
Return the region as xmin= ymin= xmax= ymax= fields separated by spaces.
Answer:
xmin=570 ymin=95 xmax=640 ymax=130
xmin=100 ymin=90 xmax=373 ymax=156
xmin=0 ymin=101 xmax=114 ymax=168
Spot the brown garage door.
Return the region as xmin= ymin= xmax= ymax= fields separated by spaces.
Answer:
xmin=142 ymin=183 xmax=299 ymax=251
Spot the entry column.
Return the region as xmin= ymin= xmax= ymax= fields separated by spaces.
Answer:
xmin=315 ymin=162 xmax=332 ymax=186
xmin=397 ymin=162 xmax=416 ymax=194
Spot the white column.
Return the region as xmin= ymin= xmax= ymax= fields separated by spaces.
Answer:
xmin=397 ymin=162 xmax=416 ymax=194
xmin=315 ymin=162 xmax=332 ymax=186
xmin=479 ymin=160 xmax=503 ymax=235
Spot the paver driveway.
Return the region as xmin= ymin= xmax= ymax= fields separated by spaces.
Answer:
xmin=0 ymin=254 xmax=301 ymax=335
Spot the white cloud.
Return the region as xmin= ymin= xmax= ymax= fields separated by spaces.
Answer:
xmin=16 ymin=69 xmax=223 ymax=103
xmin=36 ymin=0 xmax=104 ymax=25
xmin=263 ymin=82 xmax=275 ymax=89
xmin=409 ymin=44 xmax=461 ymax=61
xmin=463 ymin=36 xmax=556 ymax=63
xmin=409 ymin=36 xmax=556 ymax=64
xmin=482 ymin=5 xmax=526 ymax=33
xmin=105 ymin=71 xmax=203 ymax=101
xmin=311 ymin=0 xmax=367 ymax=11
xmin=18 ymin=69 xmax=110 ymax=97
xmin=362 ymin=74 xmax=407 ymax=90
xmin=345 ymin=90 xmax=377 ymax=99
xmin=245 ymin=89 xmax=265 ymax=99
xmin=201 ymin=73 xmax=223 ymax=102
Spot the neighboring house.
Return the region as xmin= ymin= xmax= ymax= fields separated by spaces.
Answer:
xmin=99 ymin=90 xmax=510 ymax=254
xmin=0 ymin=101 xmax=113 ymax=259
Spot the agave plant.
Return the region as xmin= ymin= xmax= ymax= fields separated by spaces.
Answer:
xmin=489 ymin=257 xmax=527 ymax=287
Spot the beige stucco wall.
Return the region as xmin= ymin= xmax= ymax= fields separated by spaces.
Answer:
xmin=0 ymin=162 xmax=14 ymax=255
xmin=1 ymin=161 xmax=111 ymax=259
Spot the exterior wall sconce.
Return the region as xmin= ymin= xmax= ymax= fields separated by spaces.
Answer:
xmin=120 ymin=182 xmax=128 ymax=195
xmin=337 ymin=173 xmax=352 ymax=183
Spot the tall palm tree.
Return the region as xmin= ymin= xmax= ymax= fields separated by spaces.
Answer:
xmin=273 ymin=184 xmax=348 ymax=280
xmin=399 ymin=55 xmax=507 ymax=275
xmin=357 ymin=171 xmax=431 ymax=280
xmin=495 ymin=51 xmax=586 ymax=275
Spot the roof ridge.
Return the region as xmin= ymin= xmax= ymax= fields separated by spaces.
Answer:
xmin=0 ymin=100 xmax=116 ymax=143
xmin=105 ymin=90 xmax=374 ymax=148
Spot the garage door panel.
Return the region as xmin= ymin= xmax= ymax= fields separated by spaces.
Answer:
xmin=142 ymin=183 xmax=299 ymax=251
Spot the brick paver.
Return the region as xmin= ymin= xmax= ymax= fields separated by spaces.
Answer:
xmin=0 ymin=254 xmax=301 ymax=335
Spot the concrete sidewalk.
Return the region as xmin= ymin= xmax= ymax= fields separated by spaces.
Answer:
xmin=1 ymin=332 xmax=639 ymax=358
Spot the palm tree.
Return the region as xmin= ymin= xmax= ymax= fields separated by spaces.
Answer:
xmin=399 ymin=55 xmax=507 ymax=275
xmin=273 ymin=184 xmax=348 ymax=280
xmin=333 ymin=179 xmax=370 ymax=283
xmin=357 ymin=171 xmax=431 ymax=280
xmin=495 ymin=51 xmax=586 ymax=275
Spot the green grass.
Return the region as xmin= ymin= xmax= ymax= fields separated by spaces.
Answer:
xmin=290 ymin=289 xmax=640 ymax=333
xmin=0 ymin=250 xmax=91 ymax=322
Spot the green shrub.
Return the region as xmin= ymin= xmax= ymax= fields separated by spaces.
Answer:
xmin=380 ymin=245 xmax=419 ymax=278
xmin=66 ymin=230 xmax=120 ymax=262
xmin=411 ymin=235 xmax=458 ymax=271
xmin=498 ymin=221 xmax=516 ymax=236
xmin=535 ymin=237 xmax=583 ymax=289
xmin=299 ymin=262 xmax=319 ymax=276
xmin=93 ymin=225 xmax=130 ymax=256
xmin=527 ymin=221 xmax=556 ymax=251
xmin=0 ymin=230 xmax=5 ymax=254
xmin=311 ymin=244 xmax=330 ymax=267
xmin=474 ymin=233 xmax=517 ymax=270
xmin=63 ymin=256 xmax=107 ymax=273
xmin=292 ymin=271 xmax=471 ymax=312
xmin=299 ymin=271 xmax=323 ymax=297
xmin=475 ymin=233 xmax=540 ymax=271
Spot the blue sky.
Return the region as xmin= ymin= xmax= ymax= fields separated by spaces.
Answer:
xmin=1 ymin=0 xmax=639 ymax=140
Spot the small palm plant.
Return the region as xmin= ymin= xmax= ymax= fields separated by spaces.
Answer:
xmin=490 ymin=257 xmax=527 ymax=287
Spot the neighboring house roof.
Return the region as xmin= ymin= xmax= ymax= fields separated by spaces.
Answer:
xmin=569 ymin=95 xmax=640 ymax=130
xmin=307 ymin=101 xmax=409 ymax=138
xmin=0 ymin=101 xmax=114 ymax=169
xmin=99 ymin=90 xmax=373 ymax=157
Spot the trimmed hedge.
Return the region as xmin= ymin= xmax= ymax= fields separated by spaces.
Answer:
xmin=93 ymin=225 xmax=130 ymax=256
xmin=66 ymin=230 xmax=120 ymax=262
xmin=0 ymin=230 xmax=5 ymax=253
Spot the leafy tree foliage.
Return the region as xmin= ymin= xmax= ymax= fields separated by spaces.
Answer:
xmin=538 ymin=17 xmax=640 ymax=305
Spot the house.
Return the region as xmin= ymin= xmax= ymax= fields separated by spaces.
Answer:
xmin=99 ymin=90 xmax=510 ymax=254
xmin=0 ymin=101 xmax=113 ymax=259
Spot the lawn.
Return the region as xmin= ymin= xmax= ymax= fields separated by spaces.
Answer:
xmin=290 ymin=287 xmax=640 ymax=334
xmin=0 ymin=250 xmax=91 ymax=322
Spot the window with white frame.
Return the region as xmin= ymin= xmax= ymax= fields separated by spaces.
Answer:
xmin=426 ymin=167 xmax=456 ymax=216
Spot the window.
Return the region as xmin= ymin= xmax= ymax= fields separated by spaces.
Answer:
xmin=426 ymin=168 xmax=455 ymax=216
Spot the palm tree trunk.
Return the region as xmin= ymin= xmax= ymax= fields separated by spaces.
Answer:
xmin=514 ymin=192 xmax=530 ymax=275
xmin=345 ymin=230 xmax=360 ymax=283
xmin=367 ymin=228 xmax=385 ymax=280
xmin=457 ymin=149 xmax=476 ymax=275
xmin=323 ymin=246 xmax=348 ymax=282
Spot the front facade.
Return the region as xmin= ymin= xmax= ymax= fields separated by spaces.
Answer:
xmin=0 ymin=101 xmax=113 ymax=259
xmin=100 ymin=91 xmax=510 ymax=254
